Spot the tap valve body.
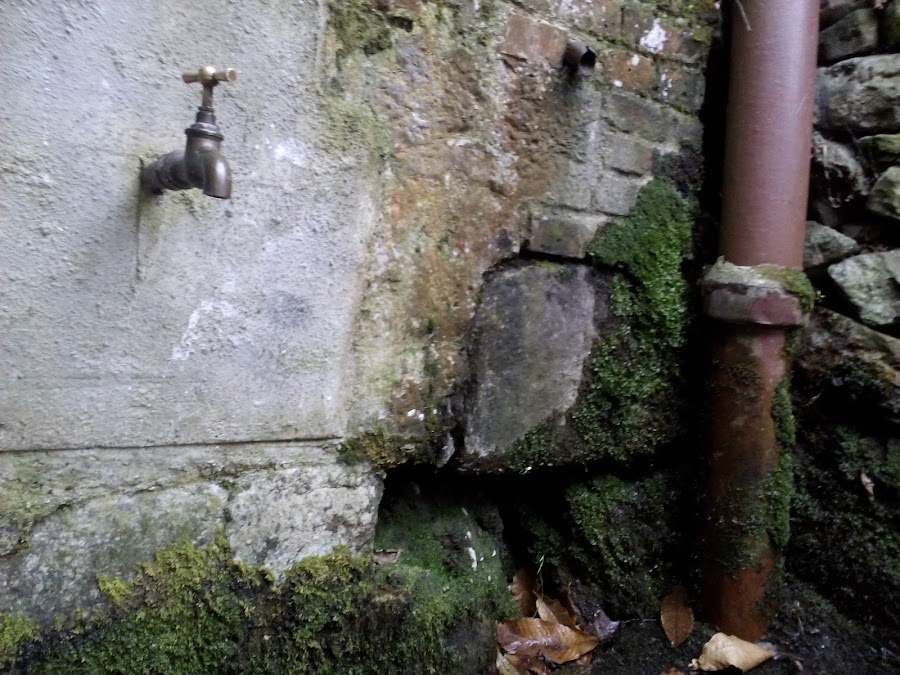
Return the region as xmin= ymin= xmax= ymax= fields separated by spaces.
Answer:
xmin=141 ymin=66 xmax=237 ymax=199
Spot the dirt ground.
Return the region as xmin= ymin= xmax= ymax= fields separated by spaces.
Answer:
xmin=559 ymin=578 xmax=898 ymax=675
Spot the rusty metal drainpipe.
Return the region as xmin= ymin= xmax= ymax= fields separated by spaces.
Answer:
xmin=699 ymin=0 xmax=819 ymax=640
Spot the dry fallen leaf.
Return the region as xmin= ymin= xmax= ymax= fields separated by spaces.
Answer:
xmin=536 ymin=596 xmax=578 ymax=629
xmin=861 ymin=472 xmax=875 ymax=498
xmin=497 ymin=617 xmax=599 ymax=665
xmin=660 ymin=584 xmax=694 ymax=647
xmin=510 ymin=569 xmax=538 ymax=617
xmin=691 ymin=632 xmax=776 ymax=672
xmin=660 ymin=668 xmax=684 ymax=675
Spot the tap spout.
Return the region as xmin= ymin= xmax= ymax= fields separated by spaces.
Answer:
xmin=141 ymin=105 xmax=231 ymax=199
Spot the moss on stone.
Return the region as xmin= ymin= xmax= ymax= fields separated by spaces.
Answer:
xmin=0 ymin=614 xmax=38 ymax=668
xmin=506 ymin=181 xmax=695 ymax=471
xmin=12 ymin=522 xmax=511 ymax=674
xmin=790 ymin=422 xmax=900 ymax=626
xmin=564 ymin=473 xmax=675 ymax=616
xmin=328 ymin=0 xmax=393 ymax=61
xmin=338 ymin=430 xmax=429 ymax=472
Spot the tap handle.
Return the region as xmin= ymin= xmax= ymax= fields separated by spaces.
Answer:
xmin=182 ymin=66 xmax=237 ymax=85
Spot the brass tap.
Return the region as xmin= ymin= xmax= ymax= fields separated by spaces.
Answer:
xmin=141 ymin=66 xmax=238 ymax=199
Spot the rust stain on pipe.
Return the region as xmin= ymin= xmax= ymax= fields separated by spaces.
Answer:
xmin=701 ymin=0 xmax=818 ymax=640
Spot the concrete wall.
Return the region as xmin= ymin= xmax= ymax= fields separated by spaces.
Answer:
xmin=0 ymin=0 xmax=715 ymax=621
xmin=1 ymin=0 xmax=374 ymax=451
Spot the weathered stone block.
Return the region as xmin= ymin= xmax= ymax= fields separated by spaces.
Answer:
xmin=828 ymin=250 xmax=900 ymax=328
xmin=594 ymin=171 xmax=645 ymax=215
xmin=559 ymin=0 xmax=622 ymax=39
xmin=818 ymin=8 xmax=878 ymax=64
xmin=797 ymin=308 xmax=900 ymax=422
xmin=882 ymin=0 xmax=900 ymax=50
xmin=804 ymin=221 xmax=860 ymax=269
xmin=0 ymin=484 xmax=227 ymax=621
xmin=227 ymin=465 xmax=382 ymax=574
xmin=597 ymin=48 xmax=656 ymax=94
xmin=526 ymin=206 xmax=608 ymax=259
xmin=811 ymin=132 xmax=870 ymax=204
xmin=655 ymin=64 xmax=706 ymax=113
xmin=816 ymin=55 xmax=900 ymax=135
xmin=501 ymin=12 xmax=568 ymax=67
xmin=461 ymin=264 xmax=609 ymax=470
xmin=604 ymin=133 xmax=655 ymax=175
xmin=867 ymin=166 xmax=900 ymax=220
xmin=859 ymin=134 xmax=900 ymax=172
xmin=604 ymin=90 xmax=669 ymax=142
xmin=820 ymin=0 xmax=871 ymax=28
xmin=621 ymin=7 xmax=705 ymax=63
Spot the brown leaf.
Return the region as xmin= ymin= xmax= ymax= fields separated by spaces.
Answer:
xmin=659 ymin=668 xmax=684 ymax=675
xmin=660 ymin=584 xmax=694 ymax=647
xmin=691 ymin=632 xmax=776 ymax=672
xmin=497 ymin=617 xmax=599 ymax=665
xmin=510 ymin=569 xmax=538 ymax=617
xmin=535 ymin=596 xmax=578 ymax=629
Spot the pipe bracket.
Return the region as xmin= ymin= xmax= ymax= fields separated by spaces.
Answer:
xmin=701 ymin=258 xmax=813 ymax=327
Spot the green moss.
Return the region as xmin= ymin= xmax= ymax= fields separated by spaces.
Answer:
xmin=790 ymin=422 xmax=900 ymax=626
xmin=564 ymin=474 xmax=675 ymax=616
xmin=14 ymin=524 xmax=510 ymax=675
xmin=755 ymin=265 xmax=817 ymax=316
xmin=509 ymin=181 xmax=694 ymax=470
xmin=328 ymin=0 xmax=393 ymax=61
xmin=338 ymin=430 xmax=430 ymax=472
xmin=0 ymin=614 xmax=38 ymax=667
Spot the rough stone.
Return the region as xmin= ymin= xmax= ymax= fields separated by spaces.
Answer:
xmin=820 ymin=0 xmax=871 ymax=28
xmin=501 ymin=12 xmax=568 ymax=67
xmin=604 ymin=133 xmax=655 ymax=176
xmin=526 ymin=206 xmax=608 ymax=259
xmin=797 ymin=308 xmax=900 ymax=423
xmin=227 ymin=465 xmax=382 ymax=574
xmin=859 ymin=133 xmax=900 ymax=172
xmin=462 ymin=264 xmax=607 ymax=469
xmin=883 ymin=0 xmax=900 ymax=50
xmin=804 ymin=221 xmax=861 ymax=269
xmin=818 ymin=8 xmax=878 ymax=64
xmin=867 ymin=166 xmax=900 ymax=220
xmin=816 ymin=55 xmax=900 ymax=135
xmin=0 ymin=442 xmax=382 ymax=619
xmin=594 ymin=171 xmax=646 ymax=215
xmin=811 ymin=132 xmax=870 ymax=205
xmin=0 ymin=484 xmax=227 ymax=621
xmin=828 ymin=250 xmax=900 ymax=328
xmin=597 ymin=49 xmax=656 ymax=94
xmin=655 ymin=64 xmax=706 ymax=113
xmin=621 ymin=7 xmax=705 ymax=62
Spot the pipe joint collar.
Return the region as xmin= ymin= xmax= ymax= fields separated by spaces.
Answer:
xmin=700 ymin=258 xmax=814 ymax=327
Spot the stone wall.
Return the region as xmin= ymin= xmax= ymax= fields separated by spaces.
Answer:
xmin=0 ymin=0 xmax=716 ymax=623
xmin=790 ymin=0 xmax=900 ymax=626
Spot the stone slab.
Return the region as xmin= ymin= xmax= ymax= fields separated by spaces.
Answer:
xmin=462 ymin=263 xmax=608 ymax=469
xmin=0 ymin=0 xmax=374 ymax=451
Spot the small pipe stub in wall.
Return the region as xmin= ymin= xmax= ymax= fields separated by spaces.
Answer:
xmin=563 ymin=41 xmax=597 ymax=79
xmin=141 ymin=66 xmax=237 ymax=200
